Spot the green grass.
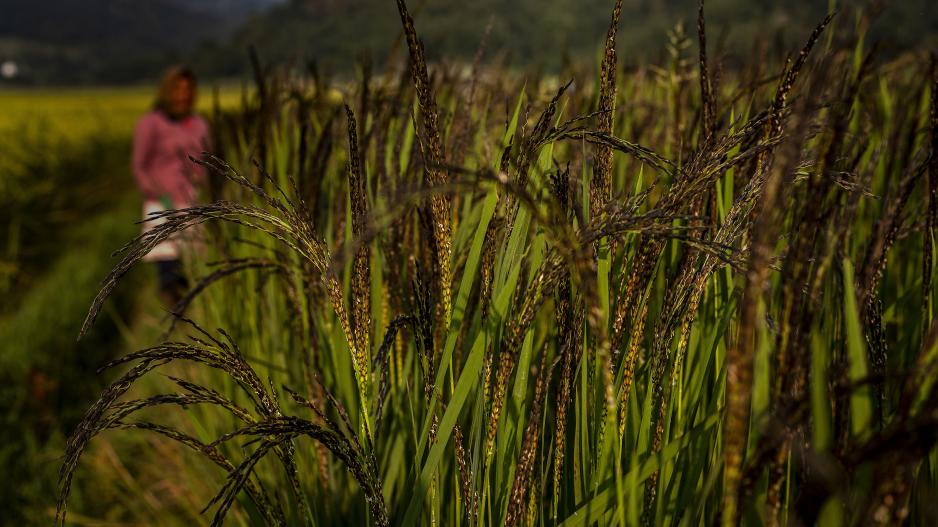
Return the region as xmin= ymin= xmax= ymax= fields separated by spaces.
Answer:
xmin=0 ymin=198 xmax=153 ymax=524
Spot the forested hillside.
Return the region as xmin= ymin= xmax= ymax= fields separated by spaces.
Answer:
xmin=1 ymin=0 xmax=934 ymax=83
xmin=202 ymin=0 xmax=934 ymax=74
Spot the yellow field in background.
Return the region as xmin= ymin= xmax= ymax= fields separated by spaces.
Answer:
xmin=0 ymin=84 xmax=243 ymax=140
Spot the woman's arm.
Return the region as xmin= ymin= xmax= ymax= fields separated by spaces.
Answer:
xmin=132 ymin=115 xmax=160 ymax=199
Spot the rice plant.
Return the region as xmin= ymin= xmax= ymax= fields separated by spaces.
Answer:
xmin=59 ymin=1 xmax=938 ymax=525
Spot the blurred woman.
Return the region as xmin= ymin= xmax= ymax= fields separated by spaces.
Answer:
xmin=132 ymin=65 xmax=210 ymax=305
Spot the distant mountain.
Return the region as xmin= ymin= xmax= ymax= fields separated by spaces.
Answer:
xmin=1 ymin=0 xmax=934 ymax=85
xmin=0 ymin=0 xmax=284 ymax=84
xmin=194 ymin=0 xmax=936 ymax=79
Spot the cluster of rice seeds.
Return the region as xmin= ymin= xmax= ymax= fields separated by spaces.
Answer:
xmin=452 ymin=424 xmax=478 ymax=522
xmin=58 ymin=2 xmax=938 ymax=526
xmin=505 ymin=349 xmax=556 ymax=526
xmin=485 ymin=256 xmax=563 ymax=459
xmin=395 ymin=0 xmax=453 ymax=328
xmin=345 ymin=104 xmax=374 ymax=437
xmin=590 ymin=0 xmax=623 ymax=222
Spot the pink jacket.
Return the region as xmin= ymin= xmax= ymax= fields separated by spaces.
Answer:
xmin=132 ymin=110 xmax=210 ymax=207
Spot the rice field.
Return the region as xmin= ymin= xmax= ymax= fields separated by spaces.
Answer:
xmin=0 ymin=85 xmax=242 ymax=138
xmin=47 ymin=1 xmax=938 ymax=526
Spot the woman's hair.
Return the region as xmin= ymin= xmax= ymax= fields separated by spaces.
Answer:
xmin=154 ymin=65 xmax=197 ymax=115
